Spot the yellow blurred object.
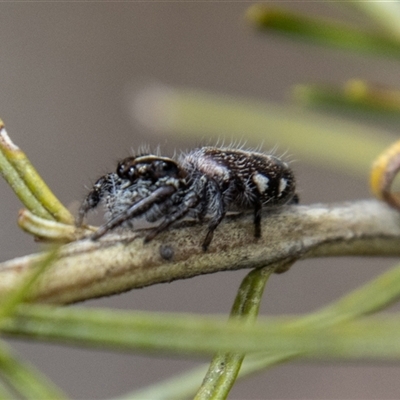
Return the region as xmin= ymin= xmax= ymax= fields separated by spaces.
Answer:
xmin=370 ymin=140 xmax=400 ymax=210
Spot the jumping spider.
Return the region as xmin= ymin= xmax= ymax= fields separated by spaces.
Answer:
xmin=77 ymin=147 xmax=298 ymax=250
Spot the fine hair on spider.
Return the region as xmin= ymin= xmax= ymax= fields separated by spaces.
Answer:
xmin=77 ymin=146 xmax=298 ymax=251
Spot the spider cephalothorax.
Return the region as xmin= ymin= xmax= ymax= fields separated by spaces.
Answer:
xmin=77 ymin=154 xmax=187 ymax=240
xmin=77 ymin=147 xmax=298 ymax=250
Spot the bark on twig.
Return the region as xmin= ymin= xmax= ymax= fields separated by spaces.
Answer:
xmin=0 ymin=199 xmax=399 ymax=305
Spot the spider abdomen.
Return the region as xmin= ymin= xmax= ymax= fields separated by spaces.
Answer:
xmin=180 ymin=147 xmax=296 ymax=210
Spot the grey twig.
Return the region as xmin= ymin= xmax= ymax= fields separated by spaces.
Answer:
xmin=0 ymin=199 xmax=399 ymax=305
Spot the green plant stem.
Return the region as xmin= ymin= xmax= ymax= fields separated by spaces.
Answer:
xmin=161 ymin=260 xmax=400 ymax=398
xmin=246 ymin=5 xmax=400 ymax=59
xmin=4 ymin=260 xmax=400 ymax=399
xmin=0 ymin=122 xmax=74 ymax=224
xmin=122 ymin=352 xmax=296 ymax=400
xmin=0 ymin=249 xmax=58 ymax=324
xmin=340 ymin=2 xmax=400 ymax=40
xmin=195 ymin=266 xmax=278 ymax=400
xmin=0 ymin=379 xmax=16 ymax=399
xmin=0 ymin=149 xmax=53 ymax=221
xmin=293 ymin=81 xmax=400 ymax=115
xmin=2 ymin=151 xmax=73 ymax=225
xmin=18 ymin=209 xmax=79 ymax=241
xmin=118 ymin=365 xmax=209 ymax=400
xmin=6 ymin=306 xmax=400 ymax=359
xmin=43 ymin=260 xmax=400 ymax=400
xmin=0 ymin=341 xmax=66 ymax=399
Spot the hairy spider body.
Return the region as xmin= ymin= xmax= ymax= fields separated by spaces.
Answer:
xmin=77 ymin=155 xmax=186 ymax=239
xmin=177 ymin=147 xmax=297 ymax=248
xmin=77 ymin=147 xmax=297 ymax=250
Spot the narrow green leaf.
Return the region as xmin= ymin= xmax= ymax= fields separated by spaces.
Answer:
xmin=4 ymin=261 xmax=400 ymax=399
xmin=18 ymin=209 xmax=78 ymax=242
xmin=5 ymin=304 xmax=400 ymax=360
xmin=118 ymin=365 xmax=209 ymax=400
xmin=340 ymin=3 xmax=400 ymax=40
xmin=305 ymin=261 xmax=400 ymax=325
xmin=195 ymin=266 xmax=276 ymax=400
xmin=0 ymin=378 xmax=16 ymax=399
xmin=293 ymin=81 xmax=400 ymax=116
xmin=0 ymin=147 xmax=52 ymax=221
xmin=121 ymin=352 xmax=295 ymax=400
xmin=246 ymin=5 xmax=400 ymax=59
xmin=133 ymin=86 xmax=394 ymax=178
xmin=0 ymin=248 xmax=59 ymax=324
xmin=0 ymin=122 xmax=73 ymax=224
xmin=0 ymin=341 xmax=66 ymax=399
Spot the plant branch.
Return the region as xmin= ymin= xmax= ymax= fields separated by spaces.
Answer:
xmin=0 ymin=199 xmax=398 ymax=305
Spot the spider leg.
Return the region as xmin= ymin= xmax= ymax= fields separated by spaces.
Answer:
xmin=146 ymin=174 xmax=210 ymax=243
xmin=76 ymin=174 xmax=117 ymax=227
xmin=253 ymin=199 xmax=262 ymax=238
xmin=144 ymin=191 xmax=200 ymax=243
xmin=202 ymin=180 xmax=230 ymax=251
xmin=290 ymin=193 xmax=299 ymax=204
xmin=91 ymin=185 xmax=176 ymax=240
xmin=192 ymin=179 xmax=209 ymax=222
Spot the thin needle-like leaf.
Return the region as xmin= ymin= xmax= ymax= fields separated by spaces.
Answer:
xmin=339 ymin=3 xmax=400 ymax=40
xmin=195 ymin=265 xmax=281 ymax=400
xmin=0 ymin=248 xmax=58 ymax=324
xmin=293 ymin=80 xmax=400 ymax=116
xmin=0 ymin=378 xmax=16 ymax=399
xmin=132 ymin=86 xmax=394 ymax=178
xmin=0 ymin=141 xmax=52 ymax=221
xmin=0 ymin=120 xmax=74 ymax=224
xmin=0 ymin=341 xmax=66 ymax=399
xmin=246 ymin=5 xmax=400 ymax=59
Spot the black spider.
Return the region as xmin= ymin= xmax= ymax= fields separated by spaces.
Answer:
xmin=77 ymin=147 xmax=298 ymax=250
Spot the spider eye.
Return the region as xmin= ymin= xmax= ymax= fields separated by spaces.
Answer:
xmin=116 ymin=163 xmax=124 ymax=177
xmin=127 ymin=167 xmax=136 ymax=179
xmin=161 ymin=161 xmax=174 ymax=171
xmin=117 ymin=159 xmax=137 ymax=181
xmin=154 ymin=160 xmax=179 ymax=178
